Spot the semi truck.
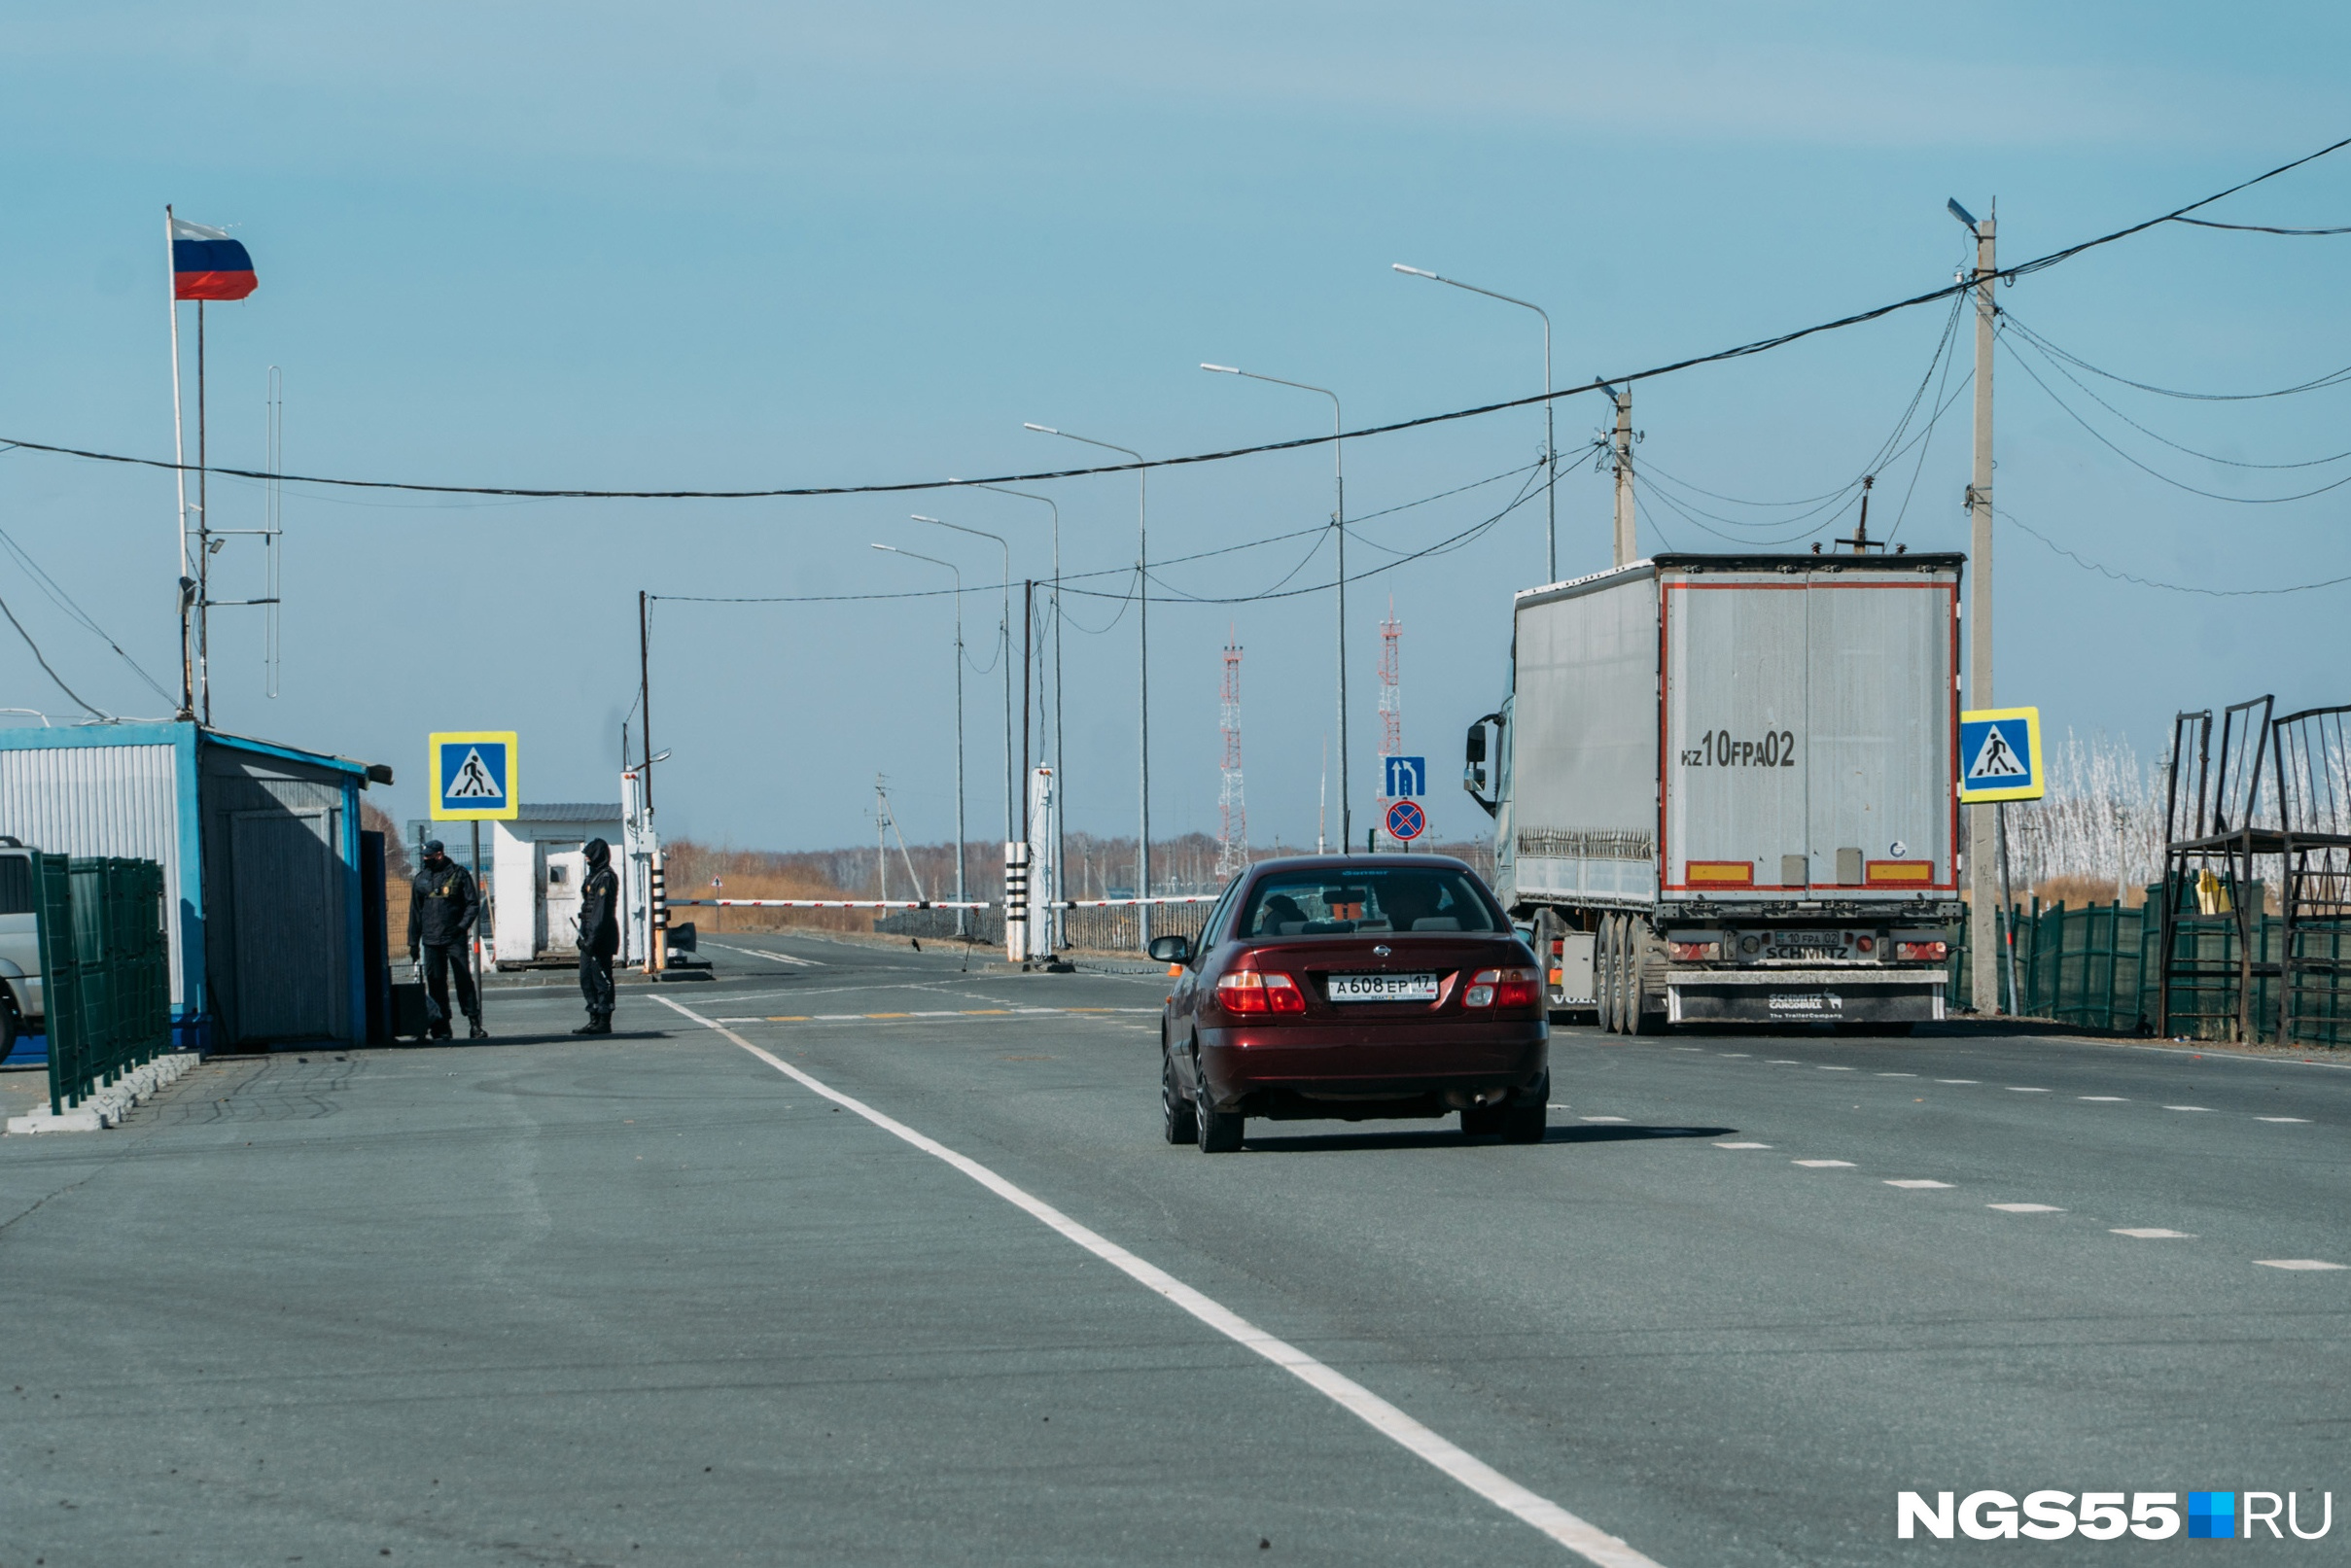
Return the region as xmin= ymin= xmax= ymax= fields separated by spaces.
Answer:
xmin=1462 ymin=551 xmax=1965 ymax=1033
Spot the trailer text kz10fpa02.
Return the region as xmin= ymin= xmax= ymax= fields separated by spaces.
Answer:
xmin=1463 ymin=552 xmax=1965 ymax=1032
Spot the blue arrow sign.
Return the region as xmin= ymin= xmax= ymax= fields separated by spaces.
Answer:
xmin=1384 ymin=755 xmax=1427 ymax=798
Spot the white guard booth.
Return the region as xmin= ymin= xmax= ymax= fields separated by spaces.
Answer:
xmin=488 ymin=802 xmax=626 ymax=967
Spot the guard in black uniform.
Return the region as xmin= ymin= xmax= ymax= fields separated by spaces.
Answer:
xmin=574 ymin=837 xmax=621 ymax=1035
xmin=407 ymin=839 xmax=485 ymax=1040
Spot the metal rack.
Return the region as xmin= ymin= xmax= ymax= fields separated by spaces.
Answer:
xmin=2156 ymin=697 xmax=2277 ymax=1042
xmin=2271 ymin=705 xmax=2351 ymax=1046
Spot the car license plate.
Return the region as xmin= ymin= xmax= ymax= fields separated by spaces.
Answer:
xmin=1327 ymin=972 xmax=1440 ymax=1003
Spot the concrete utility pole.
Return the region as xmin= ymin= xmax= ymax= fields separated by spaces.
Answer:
xmin=1611 ymin=388 xmax=1636 ymax=567
xmin=1954 ymin=197 xmax=2000 ymax=1014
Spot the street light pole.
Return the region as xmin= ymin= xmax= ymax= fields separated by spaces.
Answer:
xmin=912 ymin=514 xmax=1012 ymax=854
xmin=1026 ymin=423 xmax=1153 ymax=944
xmin=954 ymin=479 xmax=1066 ymax=953
xmin=872 ymin=543 xmax=967 ymax=937
xmin=1199 ymin=365 xmax=1350 ymax=852
xmin=1392 ymin=264 xmax=1556 ymax=583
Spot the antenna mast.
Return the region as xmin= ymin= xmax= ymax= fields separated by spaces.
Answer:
xmin=1216 ymin=625 xmax=1248 ymax=878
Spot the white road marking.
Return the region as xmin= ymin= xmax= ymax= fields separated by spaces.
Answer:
xmin=1767 ymin=1060 xmax=1801 ymax=1065
xmin=1793 ymin=1159 xmax=1855 ymax=1168
xmin=1580 ymin=1115 xmax=1630 ymax=1124
xmin=706 ymin=940 xmax=823 ymax=967
xmin=1714 ymin=1141 xmax=1772 ymax=1149
xmin=1936 ymin=1079 xmax=1978 ymax=1084
xmin=1817 ymin=1065 xmax=1855 ymax=1072
xmin=812 ymin=1014 xmax=863 ymax=1021
xmin=1884 ymin=1179 xmax=1953 ymax=1189
xmin=1876 ymin=1072 xmax=1916 ymax=1078
xmin=2113 ymin=1229 xmax=2194 ymax=1239
xmin=2257 ymin=1259 xmax=2347 ymax=1272
xmin=1988 ymin=1203 xmax=2064 ymax=1213
xmin=1671 ymin=1047 xmax=1702 ymax=1051
xmin=1717 ymin=1053 xmax=1750 ymax=1058
xmin=2007 ymin=1087 xmax=2051 ymax=1094
xmin=2257 ymin=1116 xmax=2312 ymax=1123
xmin=2163 ymin=1105 xmax=2214 ymax=1112
xmin=2080 ymin=1096 xmax=2127 ymax=1101
xmin=649 ymin=993 xmax=1667 ymax=1568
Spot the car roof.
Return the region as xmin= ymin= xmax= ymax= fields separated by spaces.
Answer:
xmin=1241 ymin=854 xmax=1477 ymax=878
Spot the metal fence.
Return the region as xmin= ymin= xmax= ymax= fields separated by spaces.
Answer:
xmin=1945 ymin=886 xmax=2348 ymax=1045
xmin=36 ymin=854 xmax=173 ymax=1114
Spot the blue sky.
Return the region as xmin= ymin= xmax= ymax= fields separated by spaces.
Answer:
xmin=3 ymin=3 xmax=2347 ymax=854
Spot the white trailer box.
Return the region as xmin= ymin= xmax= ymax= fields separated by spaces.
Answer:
xmin=488 ymin=803 xmax=625 ymax=966
xmin=1465 ymin=552 xmax=1964 ymax=1031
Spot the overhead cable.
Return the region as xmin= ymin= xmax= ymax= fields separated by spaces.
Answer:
xmin=5 ymin=136 xmax=2347 ymax=503
xmin=1998 ymin=313 xmax=2351 ymax=401
xmin=0 ymin=590 xmax=111 ymax=719
xmin=1997 ymin=508 xmax=2351 ymax=596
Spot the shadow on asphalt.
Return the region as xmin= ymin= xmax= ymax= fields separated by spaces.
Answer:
xmin=383 ymin=1030 xmax=676 ymax=1049
xmin=1238 ymin=1124 xmax=1735 ymax=1153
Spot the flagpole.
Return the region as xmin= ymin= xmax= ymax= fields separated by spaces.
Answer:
xmin=166 ymin=205 xmax=193 ymax=718
xmin=196 ymin=298 xmax=210 ymax=725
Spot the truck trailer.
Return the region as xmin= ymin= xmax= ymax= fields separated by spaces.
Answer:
xmin=1463 ymin=551 xmax=1965 ymax=1032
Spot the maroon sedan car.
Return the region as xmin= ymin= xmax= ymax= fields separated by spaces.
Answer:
xmin=1149 ymin=855 xmax=1548 ymax=1152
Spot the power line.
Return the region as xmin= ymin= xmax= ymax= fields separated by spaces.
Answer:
xmin=0 ymin=589 xmax=110 ymax=719
xmin=2172 ymin=217 xmax=2351 ymax=235
xmin=1998 ymin=312 xmax=2351 ymax=401
xmin=5 ymin=135 xmax=2347 ymax=504
xmin=1997 ymin=507 xmax=2351 ymax=596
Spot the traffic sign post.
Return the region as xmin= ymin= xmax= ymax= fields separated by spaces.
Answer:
xmin=1385 ymin=798 xmax=1425 ymax=844
xmin=429 ymin=731 xmax=518 ymax=1032
xmin=1958 ymin=707 xmax=2040 ymax=1017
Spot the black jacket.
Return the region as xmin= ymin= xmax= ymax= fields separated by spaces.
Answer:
xmin=579 ymin=865 xmax=620 ymax=957
xmin=408 ymin=859 xmax=480 ymax=950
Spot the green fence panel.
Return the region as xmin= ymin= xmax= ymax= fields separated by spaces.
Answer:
xmin=40 ymin=854 xmax=172 ymax=1115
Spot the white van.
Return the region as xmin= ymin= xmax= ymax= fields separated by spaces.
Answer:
xmin=0 ymin=839 xmax=42 ymax=1058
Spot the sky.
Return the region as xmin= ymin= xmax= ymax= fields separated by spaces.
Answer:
xmin=3 ymin=2 xmax=2348 ymax=860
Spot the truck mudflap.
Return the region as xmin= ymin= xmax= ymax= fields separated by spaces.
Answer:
xmin=1667 ymin=968 xmax=1947 ymax=1026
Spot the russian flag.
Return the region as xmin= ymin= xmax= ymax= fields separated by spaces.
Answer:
xmin=171 ymin=217 xmax=257 ymax=301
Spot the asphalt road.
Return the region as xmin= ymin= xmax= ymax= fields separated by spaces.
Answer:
xmin=3 ymin=932 xmax=2345 ymax=1566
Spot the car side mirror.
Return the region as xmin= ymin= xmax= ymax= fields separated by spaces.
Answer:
xmin=1147 ymin=933 xmax=1192 ymax=964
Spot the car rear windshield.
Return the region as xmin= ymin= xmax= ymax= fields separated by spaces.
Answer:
xmin=1235 ymin=867 xmax=1502 ymax=938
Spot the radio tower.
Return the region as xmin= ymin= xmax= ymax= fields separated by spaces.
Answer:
xmin=1216 ymin=626 xmax=1248 ymax=878
xmin=1378 ymin=597 xmax=1402 ymax=760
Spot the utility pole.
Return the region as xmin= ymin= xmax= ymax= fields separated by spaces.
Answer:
xmin=1611 ymin=387 xmax=1636 ymax=567
xmin=1953 ymin=197 xmax=2000 ymax=1015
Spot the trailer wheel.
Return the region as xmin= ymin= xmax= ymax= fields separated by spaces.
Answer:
xmin=1604 ymin=916 xmax=1630 ymax=1034
xmin=1595 ymin=917 xmax=1617 ymax=1032
xmin=1627 ymin=924 xmax=1667 ymax=1035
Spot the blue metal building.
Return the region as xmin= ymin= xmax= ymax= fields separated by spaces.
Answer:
xmin=0 ymin=721 xmax=392 ymax=1053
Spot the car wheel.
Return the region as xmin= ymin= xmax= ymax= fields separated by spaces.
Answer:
xmin=1460 ymin=1104 xmax=1506 ymax=1136
xmin=1161 ymin=1052 xmax=1197 ymax=1144
xmin=1194 ymin=1057 xmax=1245 ymax=1153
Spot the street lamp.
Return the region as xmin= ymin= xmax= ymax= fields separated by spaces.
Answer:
xmin=953 ymin=478 xmax=1066 ymax=954
xmin=1200 ymin=363 xmax=1351 ymax=853
xmin=1392 ymin=263 xmax=1558 ymax=583
xmin=871 ymin=542 xmax=967 ymax=936
xmin=1025 ymin=422 xmax=1154 ymax=944
xmin=911 ymin=513 xmax=1013 ymax=855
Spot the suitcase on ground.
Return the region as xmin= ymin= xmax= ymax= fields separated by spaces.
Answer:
xmin=389 ymin=975 xmax=430 ymax=1041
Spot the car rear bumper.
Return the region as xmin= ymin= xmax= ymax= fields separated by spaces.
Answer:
xmin=1196 ymin=1022 xmax=1548 ymax=1119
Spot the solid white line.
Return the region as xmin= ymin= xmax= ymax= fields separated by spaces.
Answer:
xmin=649 ymin=992 xmax=1663 ymax=1567
xmin=706 ymin=940 xmax=824 ymax=967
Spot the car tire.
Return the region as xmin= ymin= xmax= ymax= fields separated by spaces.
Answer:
xmin=1460 ymin=1104 xmax=1506 ymax=1136
xmin=1161 ymin=1052 xmax=1197 ymax=1145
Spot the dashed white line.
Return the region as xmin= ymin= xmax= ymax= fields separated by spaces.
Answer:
xmin=2080 ymin=1096 xmax=2127 ymax=1102
xmin=2007 ymin=1087 xmax=2051 ymax=1094
xmin=2163 ymin=1105 xmax=2214 ymax=1113
xmin=2257 ymin=1259 xmax=2346 ymax=1272
xmin=1717 ymin=1053 xmax=1750 ymax=1059
xmin=1817 ymin=1065 xmax=1855 ymax=1072
xmin=1580 ymin=1115 xmax=1630 ymax=1124
xmin=1884 ymin=1179 xmax=1953 ymax=1190
xmin=649 ymin=992 xmax=1667 ymax=1568
xmin=1936 ymin=1079 xmax=1978 ymax=1084
xmin=2257 ymin=1116 xmax=2313 ymax=1124
xmin=1876 ymin=1072 xmax=1916 ymax=1078
xmin=1793 ymin=1159 xmax=1856 ymax=1168
xmin=1714 ymin=1141 xmax=1772 ymax=1149
xmin=1767 ymin=1060 xmax=1802 ymax=1065
xmin=2113 ymin=1229 xmax=2195 ymax=1239
xmin=1988 ymin=1203 xmax=2065 ymax=1214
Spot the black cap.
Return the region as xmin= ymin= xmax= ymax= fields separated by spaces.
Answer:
xmin=423 ymin=838 xmax=445 ymax=855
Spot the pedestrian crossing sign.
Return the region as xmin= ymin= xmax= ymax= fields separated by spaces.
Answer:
xmin=1956 ymin=708 xmax=2043 ymax=804
xmin=430 ymin=731 xmax=520 ymax=820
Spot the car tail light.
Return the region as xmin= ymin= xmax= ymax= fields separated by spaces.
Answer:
xmin=1216 ymin=968 xmax=1305 ymax=1015
xmin=1464 ymin=966 xmax=1540 ymax=1008
xmin=1667 ymin=941 xmax=1718 ymax=961
xmin=1896 ymin=941 xmax=1947 ymax=962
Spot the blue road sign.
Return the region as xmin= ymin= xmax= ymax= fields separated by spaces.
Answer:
xmin=431 ymin=730 xmax=519 ymax=820
xmin=1956 ymin=708 xmax=2043 ymax=804
xmin=1386 ymin=798 xmax=1426 ymax=842
xmin=1384 ymin=754 xmax=1427 ymax=798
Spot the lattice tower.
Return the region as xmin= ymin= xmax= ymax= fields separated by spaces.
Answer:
xmin=1216 ymin=626 xmax=1248 ymax=877
xmin=1378 ymin=599 xmax=1402 ymax=761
